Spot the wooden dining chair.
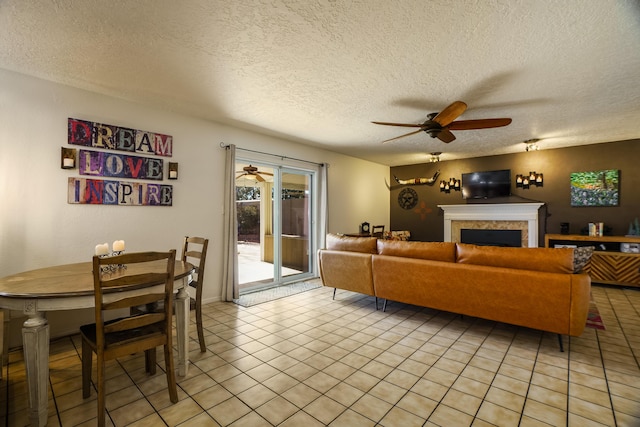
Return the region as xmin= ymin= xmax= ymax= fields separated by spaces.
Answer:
xmin=182 ymin=236 xmax=209 ymax=353
xmin=80 ymin=250 xmax=178 ymax=427
xmin=372 ymin=225 xmax=385 ymax=238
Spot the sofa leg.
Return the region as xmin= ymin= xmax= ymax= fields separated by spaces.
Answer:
xmin=557 ymin=334 xmax=564 ymax=352
xmin=375 ymin=297 xmax=379 ymax=310
xmin=333 ymin=288 xmax=336 ymax=300
xmin=382 ymin=299 xmax=388 ymax=312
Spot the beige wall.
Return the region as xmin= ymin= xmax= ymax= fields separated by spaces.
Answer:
xmin=390 ymin=140 xmax=640 ymax=242
xmin=0 ymin=69 xmax=389 ymax=346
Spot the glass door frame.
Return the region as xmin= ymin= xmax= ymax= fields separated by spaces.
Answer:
xmin=236 ymin=156 xmax=317 ymax=294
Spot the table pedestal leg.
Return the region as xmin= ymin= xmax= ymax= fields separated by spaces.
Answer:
xmin=174 ymin=286 xmax=190 ymax=377
xmin=22 ymin=310 xmax=49 ymax=427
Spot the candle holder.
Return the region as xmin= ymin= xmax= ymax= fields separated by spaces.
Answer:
xmin=111 ymin=250 xmax=127 ymax=271
xmin=168 ymin=162 xmax=179 ymax=180
xmin=61 ymin=147 xmax=77 ymax=169
xmin=98 ymin=254 xmax=113 ymax=274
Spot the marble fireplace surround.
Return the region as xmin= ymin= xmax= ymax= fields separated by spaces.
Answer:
xmin=438 ymin=203 xmax=544 ymax=247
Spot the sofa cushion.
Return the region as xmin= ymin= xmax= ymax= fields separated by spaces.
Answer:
xmin=573 ymin=246 xmax=595 ymax=273
xmin=326 ymin=233 xmax=378 ymax=253
xmin=455 ymin=243 xmax=574 ymax=274
xmin=377 ymin=240 xmax=456 ymax=262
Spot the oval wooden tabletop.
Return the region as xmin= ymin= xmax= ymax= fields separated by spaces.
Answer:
xmin=0 ymin=260 xmax=195 ymax=299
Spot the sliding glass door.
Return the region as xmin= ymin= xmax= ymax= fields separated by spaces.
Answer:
xmin=236 ymin=161 xmax=314 ymax=294
xmin=280 ymin=169 xmax=312 ymax=279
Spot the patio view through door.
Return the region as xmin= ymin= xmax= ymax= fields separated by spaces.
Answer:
xmin=236 ymin=161 xmax=314 ymax=294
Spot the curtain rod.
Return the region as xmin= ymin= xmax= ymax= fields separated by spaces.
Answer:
xmin=220 ymin=142 xmax=324 ymax=167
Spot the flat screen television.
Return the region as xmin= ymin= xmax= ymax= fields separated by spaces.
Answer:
xmin=462 ymin=169 xmax=511 ymax=199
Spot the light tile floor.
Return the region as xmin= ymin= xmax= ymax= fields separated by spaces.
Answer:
xmin=1 ymin=283 xmax=639 ymax=426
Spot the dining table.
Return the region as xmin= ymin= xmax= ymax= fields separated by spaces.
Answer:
xmin=0 ymin=259 xmax=195 ymax=427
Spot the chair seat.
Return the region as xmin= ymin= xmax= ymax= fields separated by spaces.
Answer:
xmin=80 ymin=318 xmax=164 ymax=349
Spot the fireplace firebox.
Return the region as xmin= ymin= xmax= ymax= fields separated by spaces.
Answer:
xmin=461 ymin=229 xmax=522 ymax=247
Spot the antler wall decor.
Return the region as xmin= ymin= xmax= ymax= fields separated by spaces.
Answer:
xmin=393 ymin=170 xmax=440 ymax=186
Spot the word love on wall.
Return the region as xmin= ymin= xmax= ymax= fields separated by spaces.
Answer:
xmin=79 ymin=149 xmax=163 ymax=180
xmin=68 ymin=178 xmax=172 ymax=206
xmin=68 ymin=118 xmax=173 ymax=157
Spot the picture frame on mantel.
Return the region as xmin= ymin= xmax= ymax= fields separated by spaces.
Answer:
xmin=570 ymin=169 xmax=619 ymax=207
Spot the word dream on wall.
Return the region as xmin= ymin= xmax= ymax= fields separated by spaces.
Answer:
xmin=68 ymin=178 xmax=172 ymax=206
xmin=68 ymin=118 xmax=173 ymax=157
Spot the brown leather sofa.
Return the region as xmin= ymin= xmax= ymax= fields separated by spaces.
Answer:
xmin=318 ymin=234 xmax=591 ymax=347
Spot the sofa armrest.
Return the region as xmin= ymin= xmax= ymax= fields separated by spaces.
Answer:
xmin=568 ymin=273 xmax=591 ymax=336
xmin=318 ymin=249 xmax=375 ymax=296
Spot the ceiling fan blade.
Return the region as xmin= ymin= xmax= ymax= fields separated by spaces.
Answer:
xmin=432 ymin=101 xmax=467 ymax=127
xmin=255 ymin=174 xmax=265 ymax=182
xmin=257 ymin=171 xmax=274 ymax=176
xmin=448 ymin=118 xmax=512 ymax=130
xmin=437 ymin=129 xmax=456 ymax=143
xmin=372 ymin=121 xmax=423 ymax=128
xmin=381 ymin=129 xmax=424 ymax=143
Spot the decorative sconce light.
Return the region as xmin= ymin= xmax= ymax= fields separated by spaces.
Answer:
xmin=429 ymin=152 xmax=441 ymax=163
xmin=524 ymin=138 xmax=540 ymax=152
xmin=61 ymin=147 xmax=76 ymax=169
xmin=168 ymin=162 xmax=179 ymax=180
xmin=516 ymin=172 xmax=543 ymax=189
xmin=440 ymin=177 xmax=460 ymax=193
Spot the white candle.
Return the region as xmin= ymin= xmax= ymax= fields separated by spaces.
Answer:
xmin=112 ymin=240 xmax=125 ymax=252
xmin=63 ymin=158 xmax=74 ymax=168
xmin=95 ymin=243 xmax=109 ymax=256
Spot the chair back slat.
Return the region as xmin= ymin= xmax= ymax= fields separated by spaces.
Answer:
xmin=100 ymin=272 xmax=168 ymax=289
xmin=104 ymin=313 xmax=165 ymax=334
xmin=103 ymin=293 xmax=165 ymax=311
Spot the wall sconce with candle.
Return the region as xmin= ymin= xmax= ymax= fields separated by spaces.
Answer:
xmin=439 ymin=177 xmax=460 ymax=193
xmin=61 ymin=147 xmax=77 ymax=169
xmin=516 ymin=172 xmax=543 ymax=189
xmin=168 ymin=162 xmax=179 ymax=180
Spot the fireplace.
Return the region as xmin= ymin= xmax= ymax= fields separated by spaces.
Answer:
xmin=438 ymin=203 xmax=544 ymax=247
xmin=461 ymin=229 xmax=522 ymax=247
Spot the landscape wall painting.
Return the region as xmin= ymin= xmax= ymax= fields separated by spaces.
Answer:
xmin=570 ymin=169 xmax=619 ymax=207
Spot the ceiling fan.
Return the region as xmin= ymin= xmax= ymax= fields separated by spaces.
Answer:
xmin=372 ymin=101 xmax=512 ymax=143
xmin=235 ymin=165 xmax=273 ymax=182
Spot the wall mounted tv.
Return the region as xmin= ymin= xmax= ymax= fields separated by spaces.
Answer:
xmin=462 ymin=169 xmax=511 ymax=199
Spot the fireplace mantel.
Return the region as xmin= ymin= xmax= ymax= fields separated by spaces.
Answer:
xmin=438 ymin=203 xmax=544 ymax=247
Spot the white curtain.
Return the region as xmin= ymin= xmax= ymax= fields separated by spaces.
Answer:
xmin=222 ymin=144 xmax=239 ymax=301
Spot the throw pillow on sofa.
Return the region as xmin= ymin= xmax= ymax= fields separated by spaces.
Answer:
xmin=573 ymin=246 xmax=595 ymax=273
xmin=382 ymin=230 xmax=411 ymax=241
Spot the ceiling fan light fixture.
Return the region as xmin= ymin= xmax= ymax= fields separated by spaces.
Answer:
xmin=524 ymin=138 xmax=540 ymax=152
xmin=425 ymin=128 xmax=441 ymax=138
xmin=429 ymin=152 xmax=441 ymax=163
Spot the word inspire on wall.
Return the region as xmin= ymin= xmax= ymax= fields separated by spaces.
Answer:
xmin=66 ymin=118 xmax=173 ymax=206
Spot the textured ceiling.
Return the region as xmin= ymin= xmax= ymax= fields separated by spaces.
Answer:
xmin=1 ymin=0 xmax=639 ymax=166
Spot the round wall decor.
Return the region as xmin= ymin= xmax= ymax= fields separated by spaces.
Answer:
xmin=398 ymin=188 xmax=418 ymax=209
